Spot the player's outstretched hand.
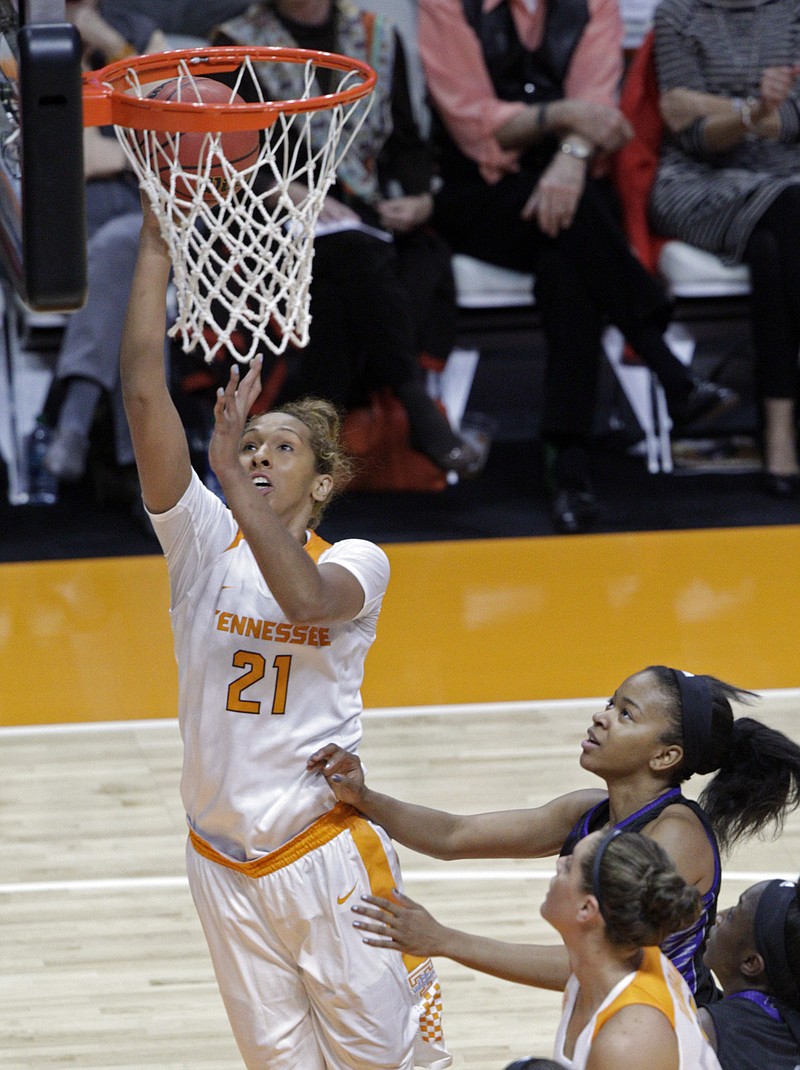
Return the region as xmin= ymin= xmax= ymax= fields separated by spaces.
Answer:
xmin=352 ymin=890 xmax=447 ymax=957
xmin=307 ymin=743 xmax=366 ymax=807
xmin=208 ymin=356 xmax=263 ymax=481
xmin=138 ymin=191 xmax=170 ymax=253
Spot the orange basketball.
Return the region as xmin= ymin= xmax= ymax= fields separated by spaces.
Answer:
xmin=144 ymin=77 xmax=260 ymax=203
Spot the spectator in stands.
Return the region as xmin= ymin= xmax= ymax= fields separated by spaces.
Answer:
xmin=38 ymin=2 xmax=166 ymax=492
xmin=65 ymin=0 xmax=166 ymax=66
xmin=213 ymin=0 xmax=485 ymax=479
xmin=650 ymin=0 xmax=800 ymax=498
xmin=99 ymin=0 xmax=250 ymax=41
xmin=700 ymin=875 xmax=800 ymax=1069
xmin=417 ymin=0 xmax=738 ymax=533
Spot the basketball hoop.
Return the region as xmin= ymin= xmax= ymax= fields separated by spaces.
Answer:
xmin=82 ymin=47 xmax=377 ymax=363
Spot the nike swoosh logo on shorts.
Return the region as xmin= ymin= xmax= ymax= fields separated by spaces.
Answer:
xmin=337 ymin=883 xmax=358 ymax=905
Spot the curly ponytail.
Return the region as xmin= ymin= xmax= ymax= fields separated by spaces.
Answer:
xmin=645 ymin=667 xmax=800 ymax=851
xmin=581 ymin=832 xmax=701 ymax=948
xmin=699 ymin=716 xmax=800 ymax=851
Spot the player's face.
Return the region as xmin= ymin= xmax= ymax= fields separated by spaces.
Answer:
xmin=579 ymin=670 xmax=674 ymax=782
xmin=541 ymin=832 xmax=599 ymax=935
xmin=703 ymin=882 xmax=766 ymax=991
xmin=238 ymin=413 xmax=330 ymax=525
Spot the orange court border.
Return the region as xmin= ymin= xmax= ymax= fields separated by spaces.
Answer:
xmin=2 ymin=523 xmax=798 ymax=726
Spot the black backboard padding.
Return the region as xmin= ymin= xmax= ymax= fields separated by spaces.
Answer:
xmin=18 ymin=21 xmax=86 ymax=310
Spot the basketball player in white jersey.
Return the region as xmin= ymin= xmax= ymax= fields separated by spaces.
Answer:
xmin=119 ymin=202 xmax=450 ymax=1070
xmin=542 ymin=830 xmax=721 ymax=1069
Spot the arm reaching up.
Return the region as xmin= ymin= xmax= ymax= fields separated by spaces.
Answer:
xmin=120 ymin=202 xmax=192 ymax=513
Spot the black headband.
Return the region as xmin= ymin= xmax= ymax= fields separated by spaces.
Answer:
xmin=755 ymin=879 xmax=800 ymax=1008
xmin=591 ymin=828 xmax=623 ymax=922
xmin=672 ymin=670 xmax=713 ymax=776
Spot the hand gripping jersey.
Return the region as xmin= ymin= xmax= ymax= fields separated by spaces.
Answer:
xmin=554 ymin=946 xmax=723 ymax=1069
xmin=149 ymin=471 xmax=391 ymax=859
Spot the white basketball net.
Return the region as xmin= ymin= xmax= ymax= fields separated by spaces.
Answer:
xmin=113 ymin=54 xmax=373 ymax=363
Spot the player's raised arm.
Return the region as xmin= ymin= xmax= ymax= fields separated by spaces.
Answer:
xmin=120 ymin=201 xmax=192 ymax=514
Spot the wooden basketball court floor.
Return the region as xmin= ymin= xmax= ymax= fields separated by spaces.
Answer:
xmin=2 ymin=524 xmax=800 ymax=1068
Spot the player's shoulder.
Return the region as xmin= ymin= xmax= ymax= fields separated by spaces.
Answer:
xmin=644 ymin=801 xmax=713 ymax=878
xmin=321 ymin=537 xmax=389 ymax=566
xmin=320 ymin=539 xmax=391 ymax=599
xmin=648 ymin=798 xmax=705 ymax=832
xmin=592 ymin=1001 xmax=678 ymax=1067
xmin=323 ymin=535 xmax=385 ymax=553
xmin=547 ymin=787 xmax=608 ymax=823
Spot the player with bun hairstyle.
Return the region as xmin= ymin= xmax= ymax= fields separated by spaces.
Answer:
xmin=546 ymin=830 xmax=718 ymax=1068
xmin=699 ymin=875 xmax=800 ymax=1068
xmin=119 ymin=202 xmax=451 ymax=1070
xmin=353 ymin=831 xmax=720 ymax=1070
xmin=309 ymin=665 xmax=800 ymax=1003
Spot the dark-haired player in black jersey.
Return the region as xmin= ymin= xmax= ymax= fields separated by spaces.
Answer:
xmin=700 ymin=875 xmax=800 ymax=1070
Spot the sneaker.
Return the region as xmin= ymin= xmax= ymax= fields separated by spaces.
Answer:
xmin=669 ymin=379 xmax=739 ymax=432
xmin=551 ymin=486 xmax=600 ymax=535
xmin=412 ymin=414 xmax=493 ymax=480
xmin=761 ymin=470 xmax=800 ymax=499
xmin=543 ymin=440 xmax=599 ymax=534
xmin=432 ymin=437 xmax=488 ymax=480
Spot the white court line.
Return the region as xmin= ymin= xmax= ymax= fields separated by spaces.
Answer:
xmin=0 ymin=701 xmax=597 ymax=736
xmin=3 ymin=697 xmax=798 ymax=894
xmin=0 ymin=869 xmax=792 ymax=896
xmin=3 ymin=688 xmax=800 ymax=736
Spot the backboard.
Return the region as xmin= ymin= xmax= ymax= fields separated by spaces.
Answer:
xmin=0 ymin=0 xmax=85 ymax=311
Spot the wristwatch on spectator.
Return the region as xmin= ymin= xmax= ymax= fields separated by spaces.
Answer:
xmin=559 ymin=138 xmax=592 ymax=161
xmin=731 ymin=96 xmax=758 ymax=130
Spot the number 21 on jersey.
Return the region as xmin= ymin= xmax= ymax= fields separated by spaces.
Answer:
xmin=226 ymin=650 xmax=292 ymax=715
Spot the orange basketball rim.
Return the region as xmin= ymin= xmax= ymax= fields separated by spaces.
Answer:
xmin=78 ymin=45 xmax=379 ymax=363
xmin=81 ymin=45 xmax=378 ymax=132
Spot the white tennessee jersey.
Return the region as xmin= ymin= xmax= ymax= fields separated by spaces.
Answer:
xmin=555 ymin=946 xmax=722 ymax=1070
xmin=149 ymin=470 xmax=390 ymax=860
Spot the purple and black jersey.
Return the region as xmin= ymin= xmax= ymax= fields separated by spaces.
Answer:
xmin=707 ymin=992 xmax=800 ymax=1069
xmin=560 ymin=787 xmax=721 ymax=1005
